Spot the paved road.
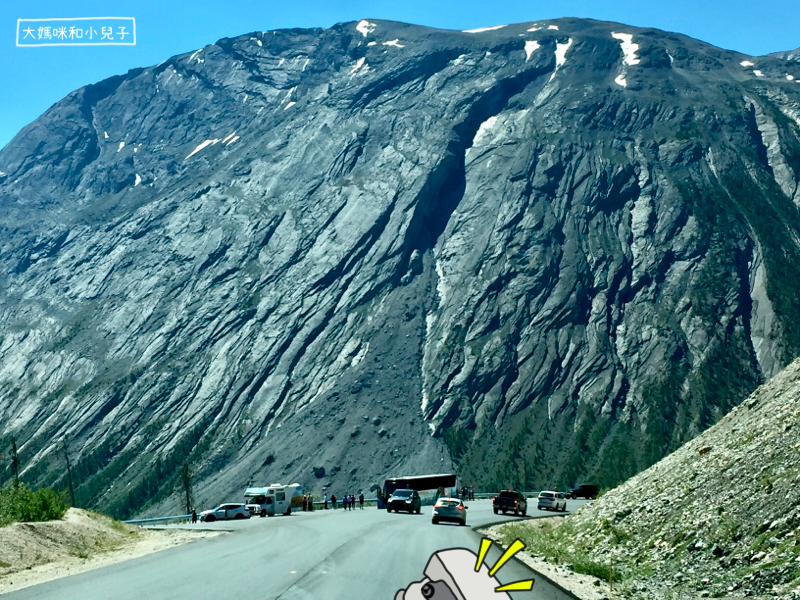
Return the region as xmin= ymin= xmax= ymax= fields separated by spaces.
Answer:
xmin=8 ymin=499 xmax=588 ymax=599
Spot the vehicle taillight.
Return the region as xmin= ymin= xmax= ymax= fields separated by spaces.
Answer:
xmin=457 ymin=506 xmax=463 ymax=511
xmin=514 ymin=500 xmax=518 ymax=504
xmin=492 ymin=497 xmax=496 ymax=503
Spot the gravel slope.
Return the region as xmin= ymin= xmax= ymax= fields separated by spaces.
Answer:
xmin=0 ymin=508 xmax=219 ymax=594
xmin=496 ymin=355 xmax=800 ymax=599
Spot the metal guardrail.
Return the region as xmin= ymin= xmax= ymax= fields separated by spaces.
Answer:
xmin=124 ymin=493 xmax=553 ymax=523
xmin=124 ymin=514 xmax=191 ymax=524
xmin=472 ymin=491 xmax=543 ymax=499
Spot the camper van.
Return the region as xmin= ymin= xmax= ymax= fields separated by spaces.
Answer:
xmin=244 ymin=483 xmax=303 ymax=517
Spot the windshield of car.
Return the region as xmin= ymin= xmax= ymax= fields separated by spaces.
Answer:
xmin=438 ymin=500 xmax=460 ymax=507
xmin=498 ymin=491 xmax=517 ymax=498
xmin=393 ymin=490 xmax=413 ymax=497
xmin=539 ymin=492 xmax=554 ymax=498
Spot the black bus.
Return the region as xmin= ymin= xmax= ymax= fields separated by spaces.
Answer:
xmin=377 ymin=473 xmax=457 ymax=508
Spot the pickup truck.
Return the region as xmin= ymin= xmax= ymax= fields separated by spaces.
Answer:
xmin=492 ymin=490 xmax=527 ymax=516
xmin=566 ymin=484 xmax=599 ymax=499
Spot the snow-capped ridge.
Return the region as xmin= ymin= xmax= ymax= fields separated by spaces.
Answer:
xmin=463 ymin=25 xmax=507 ymax=33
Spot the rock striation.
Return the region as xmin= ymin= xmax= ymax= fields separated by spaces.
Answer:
xmin=1 ymin=18 xmax=800 ymax=516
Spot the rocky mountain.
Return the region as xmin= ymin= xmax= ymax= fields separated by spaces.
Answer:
xmin=498 ymin=354 xmax=800 ymax=599
xmin=1 ymin=18 xmax=800 ymax=517
xmin=770 ymin=46 xmax=800 ymax=62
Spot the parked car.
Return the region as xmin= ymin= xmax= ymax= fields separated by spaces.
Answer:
xmin=386 ymin=489 xmax=421 ymax=514
xmin=431 ymin=498 xmax=468 ymax=526
xmin=492 ymin=490 xmax=527 ymax=516
xmin=199 ymin=503 xmax=251 ymax=522
xmin=537 ymin=491 xmax=567 ymax=511
xmin=566 ymin=484 xmax=599 ymax=499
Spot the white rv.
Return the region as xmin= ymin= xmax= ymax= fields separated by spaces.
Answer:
xmin=244 ymin=483 xmax=303 ymax=517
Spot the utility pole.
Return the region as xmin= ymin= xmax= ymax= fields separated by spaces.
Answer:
xmin=10 ymin=438 xmax=19 ymax=486
xmin=180 ymin=460 xmax=193 ymax=515
xmin=63 ymin=439 xmax=76 ymax=507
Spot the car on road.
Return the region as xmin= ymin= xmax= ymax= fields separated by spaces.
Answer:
xmin=386 ymin=489 xmax=421 ymax=514
xmin=537 ymin=491 xmax=567 ymax=511
xmin=492 ymin=490 xmax=527 ymax=516
xmin=431 ymin=497 xmax=468 ymax=526
xmin=199 ymin=503 xmax=251 ymax=522
xmin=566 ymin=484 xmax=599 ymax=499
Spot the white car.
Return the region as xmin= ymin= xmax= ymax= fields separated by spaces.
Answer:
xmin=431 ymin=498 xmax=467 ymax=526
xmin=199 ymin=503 xmax=251 ymax=522
xmin=537 ymin=491 xmax=567 ymax=512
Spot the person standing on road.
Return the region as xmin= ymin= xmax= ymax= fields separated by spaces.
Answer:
xmin=309 ymin=495 xmax=314 ymax=512
xmin=324 ymin=494 xmax=329 ymax=510
xmin=331 ymin=493 xmax=337 ymax=509
xmin=359 ymin=492 xmax=364 ymax=509
xmin=302 ymin=495 xmax=308 ymax=512
xmin=192 ymin=509 xmax=197 ymax=524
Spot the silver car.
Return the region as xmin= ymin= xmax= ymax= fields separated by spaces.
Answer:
xmin=199 ymin=503 xmax=251 ymax=522
xmin=431 ymin=497 xmax=468 ymax=525
xmin=537 ymin=491 xmax=567 ymax=512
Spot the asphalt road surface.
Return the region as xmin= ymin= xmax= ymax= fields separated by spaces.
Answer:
xmin=8 ymin=499 xmax=588 ymax=600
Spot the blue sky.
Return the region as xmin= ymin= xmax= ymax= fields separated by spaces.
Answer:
xmin=2 ymin=0 xmax=798 ymax=150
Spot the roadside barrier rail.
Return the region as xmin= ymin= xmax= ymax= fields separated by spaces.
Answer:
xmin=124 ymin=514 xmax=191 ymax=524
xmin=125 ymin=492 xmax=555 ymax=522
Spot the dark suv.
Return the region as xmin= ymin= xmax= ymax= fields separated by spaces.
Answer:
xmin=387 ymin=489 xmax=421 ymax=514
xmin=492 ymin=490 xmax=527 ymax=516
xmin=567 ymin=484 xmax=599 ymax=499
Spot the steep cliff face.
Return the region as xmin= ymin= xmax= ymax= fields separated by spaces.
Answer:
xmin=1 ymin=18 xmax=800 ymax=517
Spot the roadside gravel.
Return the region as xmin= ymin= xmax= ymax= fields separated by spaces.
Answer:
xmin=0 ymin=508 xmax=220 ymax=594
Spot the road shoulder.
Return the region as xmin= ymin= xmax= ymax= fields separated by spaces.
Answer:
xmin=479 ymin=520 xmax=614 ymax=600
xmin=0 ymin=508 xmax=221 ymax=594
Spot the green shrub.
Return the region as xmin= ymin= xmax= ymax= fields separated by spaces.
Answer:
xmin=498 ymin=520 xmax=623 ymax=582
xmin=0 ymin=483 xmax=69 ymax=526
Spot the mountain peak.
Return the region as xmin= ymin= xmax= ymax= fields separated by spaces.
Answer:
xmin=1 ymin=17 xmax=800 ymax=518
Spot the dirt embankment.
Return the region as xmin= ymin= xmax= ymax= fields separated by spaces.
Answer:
xmin=0 ymin=508 xmax=220 ymax=594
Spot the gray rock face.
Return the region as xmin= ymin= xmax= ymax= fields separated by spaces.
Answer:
xmin=1 ymin=18 xmax=800 ymax=516
xmin=770 ymin=46 xmax=800 ymax=62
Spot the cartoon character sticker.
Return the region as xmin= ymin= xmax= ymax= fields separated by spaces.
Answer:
xmin=395 ymin=538 xmax=534 ymax=599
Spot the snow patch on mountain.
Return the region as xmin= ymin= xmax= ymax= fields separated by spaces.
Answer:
xmin=350 ymin=57 xmax=368 ymax=75
xmin=525 ymin=40 xmax=540 ymax=61
xmin=548 ymin=37 xmax=574 ymax=82
xmin=185 ymin=139 xmax=220 ymax=159
xmin=463 ymin=25 xmax=507 ymax=33
xmin=555 ymin=38 xmax=573 ymax=68
xmin=611 ymin=32 xmax=641 ymax=66
xmin=356 ymin=20 xmax=377 ymax=37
